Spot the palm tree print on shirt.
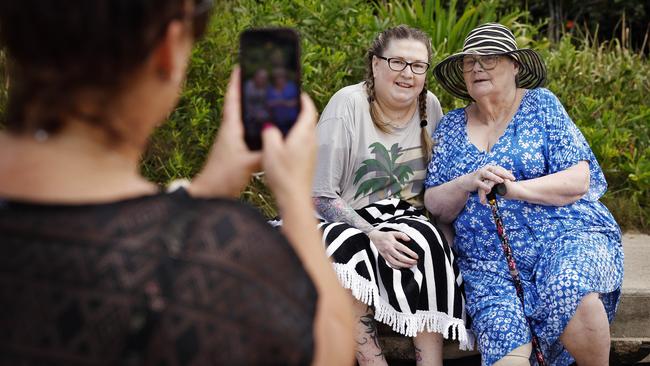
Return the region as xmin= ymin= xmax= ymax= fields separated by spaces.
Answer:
xmin=353 ymin=142 xmax=415 ymax=200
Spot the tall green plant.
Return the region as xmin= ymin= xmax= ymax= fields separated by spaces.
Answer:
xmin=373 ymin=0 xmax=531 ymax=56
xmin=372 ymin=0 xmax=542 ymax=111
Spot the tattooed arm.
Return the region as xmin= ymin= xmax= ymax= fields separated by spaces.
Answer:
xmin=313 ymin=196 xmax=375 ymax=234
xmin=313 ymin=196 xmax=418 ymax=268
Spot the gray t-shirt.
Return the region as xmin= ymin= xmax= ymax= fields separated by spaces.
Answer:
xmin=313 ymin=82 xmax=443 ymax=209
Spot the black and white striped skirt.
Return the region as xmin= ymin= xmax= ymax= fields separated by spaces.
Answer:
xmin=320 ymin=198 xmax=472 ymax=349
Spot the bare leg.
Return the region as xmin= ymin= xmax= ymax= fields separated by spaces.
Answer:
xmin=560 ymin=293 xmax=610 ymax=365
xmin=493 ymin=343 xmax=532 ymax=366
xmin=413 ymin=331 xmax=443 ymax=366
xmin=352 ymin=298 xmax=388 ymax=366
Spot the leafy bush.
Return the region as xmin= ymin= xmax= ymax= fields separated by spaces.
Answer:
xmin=0 ymin=0 xmax=647 ymax=231
xmin=374 ymin=0 xmax=529 ymax=56
xmin=373 ymin=0 xmax=543 ymax=111
xmin=542 ymin=36 xmax=650 ymax=231
xmin=142 ymin=0 xmax=381 ymax=216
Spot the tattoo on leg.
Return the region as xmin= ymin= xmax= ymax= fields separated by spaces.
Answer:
xmin=359 ymin=312 xmax=384 ymax=358
xmin=355 ymin=350 xmax=370 ymax=363
xmin=414 ymin=345 xmax=423 ymax=362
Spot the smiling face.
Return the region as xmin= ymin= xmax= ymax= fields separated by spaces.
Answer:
xmin=371 ymin=38 xmax=429 ymax=109
xmin=463 ymin=54 xmax=519 ymax=100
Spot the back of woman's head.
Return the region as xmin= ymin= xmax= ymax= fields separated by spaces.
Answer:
xmin=0 ymin=0 xmax=193 ymax=136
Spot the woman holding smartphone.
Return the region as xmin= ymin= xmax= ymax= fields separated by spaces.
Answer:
xmin=313 ymin=25 xmax=471 ymax=365
xmin=0 ymin=0 xmax=354 ymax=365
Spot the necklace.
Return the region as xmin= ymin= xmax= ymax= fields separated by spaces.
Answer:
xmin=378 ymin=119 xmax=407 ymax=129
xmin=374 ymin=100 xmax=417 ymax=129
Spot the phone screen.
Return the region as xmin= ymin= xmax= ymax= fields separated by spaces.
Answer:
xmin=240 ymin=28 xmax=301 ymax=150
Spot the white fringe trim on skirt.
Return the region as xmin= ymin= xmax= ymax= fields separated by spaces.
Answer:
xmin=333 ymin=262 xmax=475 ymax=351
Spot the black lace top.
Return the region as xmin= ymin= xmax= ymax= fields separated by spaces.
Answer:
xmin=0 ymin=189 xmax=317 ymax=366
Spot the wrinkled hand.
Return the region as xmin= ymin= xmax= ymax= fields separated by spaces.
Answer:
xmin=261 ymin=93 xmax=318 ymax=208
xmin=458 ymin=165 xmax=515 ymax=204
xmin=368 ymin=230 xmax=419 ymax=269
xmin=189 ymin=67 xmax=262 ymax=198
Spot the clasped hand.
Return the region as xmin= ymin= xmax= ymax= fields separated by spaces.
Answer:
xmin=368 ymin=229 xmax=419 ymax=269
xmin=459 ymin=165 xmax=516 ymax=204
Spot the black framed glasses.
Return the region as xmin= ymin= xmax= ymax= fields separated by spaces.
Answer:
xmin=376 ymin=56 xmax=430 ymax=75
xmin=458 ymin=55 xmax=501 ymax=72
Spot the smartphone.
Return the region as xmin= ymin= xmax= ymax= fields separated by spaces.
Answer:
xmin=240 ymin=28 xmax=301 ymax=150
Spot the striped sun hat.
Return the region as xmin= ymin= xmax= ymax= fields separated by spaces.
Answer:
xmin=433 ymin=23 xmax=546 ymax=100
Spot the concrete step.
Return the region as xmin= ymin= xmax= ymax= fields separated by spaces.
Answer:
xmin=611 ymin=232 xmax=650 ymax=365
xmin=378 ymin=233 xmax=650 ymax=365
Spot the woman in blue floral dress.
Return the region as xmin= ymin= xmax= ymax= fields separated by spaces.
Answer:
xmin=423 ymin=23 xmax=623 ymax=366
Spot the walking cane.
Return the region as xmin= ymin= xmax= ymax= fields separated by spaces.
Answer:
xmin=486 ymin=184 xmax=546 ymax=366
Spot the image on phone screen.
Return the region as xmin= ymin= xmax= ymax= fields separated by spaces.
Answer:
xmin=240 ymin=28 xmax=301 ymax=150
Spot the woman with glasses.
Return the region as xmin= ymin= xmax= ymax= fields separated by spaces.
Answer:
xmin=0 ymin=0 xmax=355 ymax=365
xmin=312 ymin=25 xmax=471 ymax=366
xmin=424 ymin=23 xmax=623 ymax=365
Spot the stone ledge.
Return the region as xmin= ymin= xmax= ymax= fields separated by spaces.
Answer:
xmin=611 ymin=338 xmax=650 ymax=365
xmin=380 ymin=335 xmax=650 ymax=365
xmin=611 ymin=292 xmax=650 ymax=339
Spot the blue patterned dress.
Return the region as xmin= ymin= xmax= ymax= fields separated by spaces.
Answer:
xmin=424 ymin=88 xmax=624 ymax=366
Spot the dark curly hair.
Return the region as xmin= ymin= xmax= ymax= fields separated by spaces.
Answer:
xmin=0 ymin=0 xmax=210 ymax=139
xmin=364 ymin=25 xmax=434 ymax=163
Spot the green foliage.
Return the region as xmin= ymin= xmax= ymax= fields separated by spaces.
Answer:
xmin=542 ymin=35 xmax=650 ymax=231
xmin=494 ymin=0 xmax=650 ymax=51
xmin=371 ymin=0 xmax=542 ymax=111
xmin=373 ymin=0 xmax=528 ymax=56
xmin=142 ymin=0 xmax=381 ymax=215
xmin=0 ymin=0 xmax=647 ymax=231
xmin=230 ymin=0 xmax=379 ymax=110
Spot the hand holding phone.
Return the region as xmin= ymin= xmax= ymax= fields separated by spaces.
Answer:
xmin=240 ymin=28 xmax=301 ymax=150
xmin=188 ymin=67 xmax=262 ymax=198
xmin=261 ymin=93 xmax=317 ymax=207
